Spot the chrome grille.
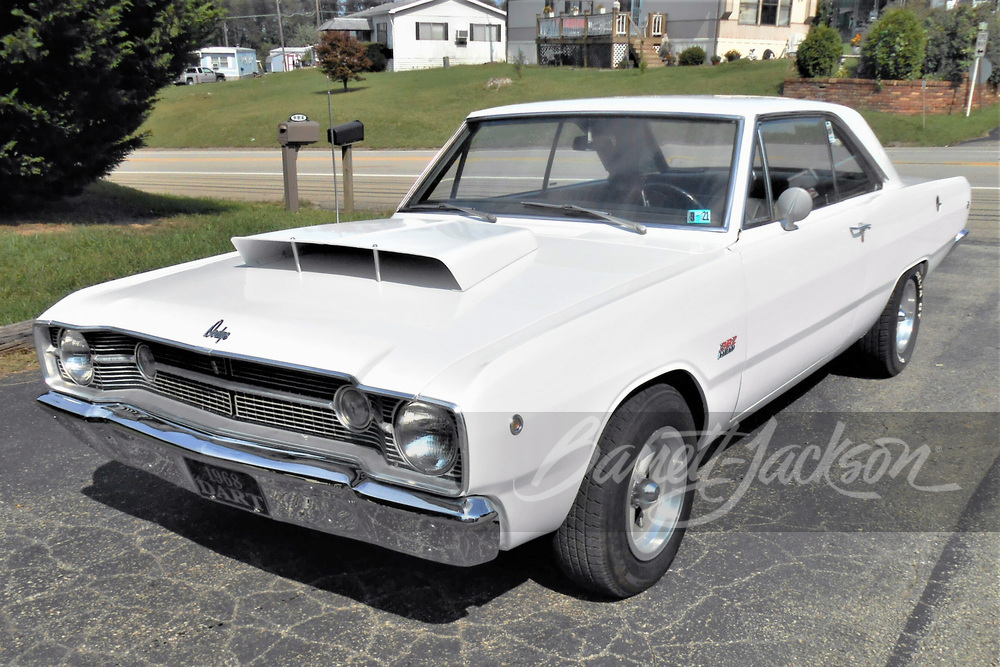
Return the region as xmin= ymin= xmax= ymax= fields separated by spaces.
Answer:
xmin=234 ymin=393 xmax=385 ymax=448
xmin=231 ymin=359 xmax=345 ymax=399
xmin=155 ymin=372 xmax=233 ymax=415
xmin=51 ymin=328 xmax=461 ymax=481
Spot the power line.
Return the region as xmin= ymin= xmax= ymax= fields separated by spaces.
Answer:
xmin=224 ymin=11 xmax=315 ymax=19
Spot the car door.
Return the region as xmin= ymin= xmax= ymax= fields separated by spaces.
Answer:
xmin=733 ymin=114 xmax=882 ymax=417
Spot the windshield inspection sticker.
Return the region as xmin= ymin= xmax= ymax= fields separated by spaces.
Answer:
xmin=687 ymin=209 xmax=712 ymax=225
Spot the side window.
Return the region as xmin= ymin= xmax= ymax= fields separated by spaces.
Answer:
xmin=743 ymin=138 xmax=772 ymax=228
xmin=758 ymin=117 xmax=837 ymax=211
xmin=830 ymin=125 xmax=880 ymax=199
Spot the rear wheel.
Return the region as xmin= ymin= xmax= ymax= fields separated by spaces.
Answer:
xmin=554 ymin=385 xmax=696 ymax=598
xmin=185 ymin=78 xmax=194 ymax=85
xmin=857 ymin=266 xmax=923 ymax=377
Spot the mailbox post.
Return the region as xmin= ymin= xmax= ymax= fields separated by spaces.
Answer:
xmin=277 ymin=114 xmax=320 ymax=212
xmin=328 ymin=121 xmax=364 ymax=213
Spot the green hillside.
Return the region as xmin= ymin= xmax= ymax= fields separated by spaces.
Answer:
xmin=141 ymin=60 xmax=795 ymax=150
xmin=140 ymin=60 xmax=999 ymax=148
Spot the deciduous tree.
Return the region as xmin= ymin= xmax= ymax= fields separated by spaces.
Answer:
xmin=316 ymin=32 xmax=371 ymax=91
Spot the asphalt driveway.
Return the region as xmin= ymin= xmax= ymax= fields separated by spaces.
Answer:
xmin=1 ymin=241 xmax=996 ymax=665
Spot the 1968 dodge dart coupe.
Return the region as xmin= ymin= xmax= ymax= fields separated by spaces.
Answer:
xmin=36 ymin=97 xmax=969 ymax=597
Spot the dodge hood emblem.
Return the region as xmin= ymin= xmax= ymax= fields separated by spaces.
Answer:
xmin=204 ymin=319 xmax=231 ymax=343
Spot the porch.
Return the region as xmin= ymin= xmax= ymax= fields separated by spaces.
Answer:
xmin=536 ymin=8 xmax=667 ymax=68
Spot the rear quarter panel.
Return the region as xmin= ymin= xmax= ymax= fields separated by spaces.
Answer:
xmin=858 ymin=177 xmax=971 ymax=330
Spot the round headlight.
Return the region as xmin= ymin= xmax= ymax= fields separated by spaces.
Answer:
xmin=135 ymin=343 xmax=156 ymax=381
xmin=58 ymin=329 xmax=94 ymax=386
xmin=334 ymin=385 xmax=373 ymax=432
xmin=393 ymin=401 xmax=459 ymax=475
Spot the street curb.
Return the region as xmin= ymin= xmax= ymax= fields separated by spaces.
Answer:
xmin=0 ymin=321 xmax=33 ymax=354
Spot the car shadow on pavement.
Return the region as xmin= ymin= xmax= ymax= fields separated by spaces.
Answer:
xmin=81 ymin=461 xmax=594 ymax=623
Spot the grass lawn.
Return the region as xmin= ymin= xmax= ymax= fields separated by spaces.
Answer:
xmin=141 ymin=60 xmax=793 ymax=150
xmin=0 ymin=182 xmax=381 ymax=327
xmin=141 ymin=60 xmax=999 ymax=149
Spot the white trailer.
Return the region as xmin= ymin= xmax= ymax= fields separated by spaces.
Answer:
xmin=197 ymin=47 xmax=260 ymax=79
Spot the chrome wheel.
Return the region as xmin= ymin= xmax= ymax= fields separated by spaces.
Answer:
xmin=896 ymin=278 xmax=917 ymax=357
xmin=626 ymin=426 xmax=689 ymax=561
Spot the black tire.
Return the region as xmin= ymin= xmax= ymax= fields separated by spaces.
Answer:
xmin=185 ymin=78 xmax=194 ymax=85
xmin=857 ymin=266 xmax=923 ymax=377
xmin=554 ymin=385 xmax=696 ymax=598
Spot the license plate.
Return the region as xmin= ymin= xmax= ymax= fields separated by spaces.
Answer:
xmin=186 ymin=459 xmax=270 ymax=516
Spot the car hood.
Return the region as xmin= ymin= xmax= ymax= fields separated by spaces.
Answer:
xmin=40 ymin=215 xmax=728 ymax=397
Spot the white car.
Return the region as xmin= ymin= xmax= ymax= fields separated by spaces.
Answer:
xmin=35 ymin=97 xmax=970 ymax=597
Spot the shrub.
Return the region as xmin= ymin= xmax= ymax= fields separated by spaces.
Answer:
xmin=512 ymin=49 xmax=527 ymax=79
xmin=860 ymin=8 xmax=927 ymax=80
xmin=677 ymin=46 xmax=706 ymax=66
xmin=0 ymin=0 xmax=219 ymax=209
xmin=795 ymin=24 xmax=842 ymax=78
xmin=364 ymin=43 xmax=389 ymax=72
xmin=725 ymin=49 xmax=741 ymax=62
xmin=711 ymin=54 xmax=722 ymax=65
xmin=923 ymin=6 xmax=978 ymax=84
xmin=984 ymin=10 xmax=1000 ymax=87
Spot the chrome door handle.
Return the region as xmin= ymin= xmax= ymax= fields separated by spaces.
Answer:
xmin=851 ymin=223 xmax=871 ymax=242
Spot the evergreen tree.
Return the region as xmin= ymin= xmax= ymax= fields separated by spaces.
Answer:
xmin=1 ymin=0 xmax=220 ymax=208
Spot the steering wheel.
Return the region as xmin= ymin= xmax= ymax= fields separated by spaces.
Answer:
xmin=624 ymin=179 xmax=703 ymax=210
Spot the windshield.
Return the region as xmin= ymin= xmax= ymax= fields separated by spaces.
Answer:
xmin=406 ymin=114 xmax=739 ymax=229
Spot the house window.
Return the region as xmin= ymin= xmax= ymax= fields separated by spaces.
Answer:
xmin=376 ymin=23 xmax=388 ymax=45
xmin=470 ymin=24 xmax=501 ymax=42
xmin=416 ymin=22 xmax=448 ymax=40
xmin=739 ymin=0 xmax=791 ymax=26
xmin=209 ymin=55 xmax=231 ymax=68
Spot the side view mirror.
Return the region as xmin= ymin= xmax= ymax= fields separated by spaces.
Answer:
xmin=775 ymin=187 xmax=813 ymax=231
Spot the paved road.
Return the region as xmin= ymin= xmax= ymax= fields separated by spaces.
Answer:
xmin=107 ymin=144 xmax=999 ymax=242
xmin=1 ymin=250 xmax=997 ymax=663
xmin=109 ymin=148 xmax=438 ymax=212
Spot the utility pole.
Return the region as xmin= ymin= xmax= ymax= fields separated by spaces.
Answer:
xmin=276 ymin=0 xmax=287 ymax=72
xmin=316 ymin=0 xmax=322 ymax=28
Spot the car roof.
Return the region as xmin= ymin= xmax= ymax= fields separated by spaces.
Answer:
xmin=467 ymin=96 xmax=853 ymax=121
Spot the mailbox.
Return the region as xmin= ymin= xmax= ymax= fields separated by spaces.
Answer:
xmin=328 ymin=120 xmax=364 ymax=146
xmin=278 ymin=120 xmax=320 ymax=146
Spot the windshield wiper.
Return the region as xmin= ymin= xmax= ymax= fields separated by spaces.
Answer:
xmin=405 ymin=202 xmax=497 ymax=223
xmin=519 ymin=202 xmax=646 ymax=235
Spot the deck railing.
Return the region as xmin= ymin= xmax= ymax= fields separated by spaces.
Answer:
xmin=537 ymin=12 xmax=627 ymax=39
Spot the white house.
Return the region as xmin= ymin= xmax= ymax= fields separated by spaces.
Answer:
xmin=328 ymin=0 xmax=506 ymax=72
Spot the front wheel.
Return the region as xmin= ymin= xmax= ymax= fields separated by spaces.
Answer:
xmin=857 ymin=266 xmax=923 ymax=377
xmin=554 ymin=385 xmax=696 ymax=598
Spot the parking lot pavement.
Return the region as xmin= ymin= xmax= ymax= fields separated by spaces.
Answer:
xmin=1 ymin=241 xmax=996 ymax=665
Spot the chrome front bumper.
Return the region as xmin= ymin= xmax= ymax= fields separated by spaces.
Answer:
xmin=39 ymin=391 xmax=500 ymax=567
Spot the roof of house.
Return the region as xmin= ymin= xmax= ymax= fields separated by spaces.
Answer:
xmin=347 ymin=0 xmax=505 ymax=19
xmin=318 ymin=17 xmax=373 ymax=31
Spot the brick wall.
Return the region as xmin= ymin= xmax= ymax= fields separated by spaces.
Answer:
xmin=783 ymin=77 xmax=1000 ymax=115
